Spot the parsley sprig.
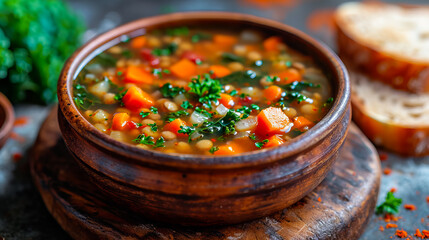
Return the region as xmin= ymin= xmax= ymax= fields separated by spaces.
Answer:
xmin=376 ymin=192 xmax=402 ymax=215
xmin=188 ymin=74 xmax=222 ymax=108
xmin=160 ymin=83 xmax=185 ymax=98
xmin=133 ymin=134 xmax=165 ymax=148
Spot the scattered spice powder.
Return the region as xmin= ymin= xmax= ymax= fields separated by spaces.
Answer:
xmin=383 ymin=168 xmax=392 ymax=175
xmin=395 ymin=229 xmax=408 ymax=238
xmin=404 ymin=204 xmax=417 ymax=211
xmin=415 ymin=229 xmax=423 ymax=238
xmin=390 ymin=188 xmax=397 ymax=193
xmin=422 ymin=218 xmax=425 ymax=223
xmin=426 ymin=196 xmax=429 ymax=203
xmin=384 ymin=214 xmax=399 ymax=222
xmin=9 ymin=132 xmax=26 ymax=143
xmin=317 ymin=197 xmax=322 ymax=202
xmin=379 ymin=226 xmax=385 ymax=232
xmin=386 ymin=223 xmax=398 ymax=229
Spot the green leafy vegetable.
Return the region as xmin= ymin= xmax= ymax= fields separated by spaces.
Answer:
xmin=166 ymin=27 xmax=189 ymax=36
xmin=160 ymin=83 xmax=185 ymax=98
xmin=217 ymin=70 xmax=263 ymax=87
xmin=194 ymin=110 xmax=241 ymax=139
xmin=279 ymin=81 xmax=320 ymax=104
xmin=73 ymin=84 xmax=100 ymax=110
xmin=152 ymin=43 xmax=178 ymax=56
xmin=376 ymin=192 xmax=402 ymax=215
xmin=195 ymin=107 xmax=212 ymax=118
xmin=221 ymin=52 xmax=245 ymax=63
xmin=0 ymin=0 xmax=85 ymax=104
xmin=165 ymin=110 xmax=190 ymax=122
xmin=188 ymin=74 xmax=222 ymax=108
xmin=209 ymin=146 xmax=219 ymax=154
xmin=191 ymin=32 xmax=212 ymax=43
xmin=147 ymin=123 xmax=158 ymax=132
xmin=181 ymin=101 xmax=193 ymax=109
xmin=255 ymin=139 xmax=269 ymax=148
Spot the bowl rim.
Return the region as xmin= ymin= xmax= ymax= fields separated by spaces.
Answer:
xmin=0 ymin=92 xmax=15 ymax=143
xmin=58 ymin=11 xmax=350 ymax=169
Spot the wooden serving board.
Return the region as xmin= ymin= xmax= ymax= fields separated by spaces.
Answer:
xmin=30 ymin=108 xmax=381 ymax=240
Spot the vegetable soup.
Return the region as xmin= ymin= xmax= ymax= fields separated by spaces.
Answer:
xmin=73 ymin=26 xmax=333 ymax=155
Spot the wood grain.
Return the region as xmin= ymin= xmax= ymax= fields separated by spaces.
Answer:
xmin=31 ymin=108 xmax=380 ymax=240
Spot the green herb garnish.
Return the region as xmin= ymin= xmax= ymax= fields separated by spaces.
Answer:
xmin=376 ymin=192 xmax=402 ymax=215
xmin=191 ymin=32 xmax=212 ymax=43
xmin=152 ymin=68 xmax=171 ymax=78
xmin=229 ymin=90 xmax=238 ymax=96
xmin=152 ymin=42 xmax=178 ymax=56
xmin=133 ymin=134 xmax=155 ymax=145
xmin=153 ymin=137 xmax=166 ymax=148
xmin=140 ymin=111 xmax=150 ymax=118
xmin=181 ymin=101 xmax=193 ymax=109
xmin=217 ymin=70 xmax=263 ymax=87
xmin=255 ymin=139 xmax=269 ymax=148
xmin=160 ymin=83 xmax=185 ymax=98
xmin=188 ymin=74 xmax=222 ymax=108
xmin=195 ymin=107 xmax=212 ymax=118
xmin=73 ymin=84 xmax=101 ymax=110
xmin=249 ymin=133 xmax=257 ymax=140
xmin=150 ymin=106 xmax=158 ymax=114
xmin=221 ymin=52 xmax=245 ymax=63
xmin=166 ymin=27 xmax=189 ymax=36
xmin=147 ymin=123 xmax=158 ymax=132
xmin=323 ymin=97 xmax=334 ymax=108
xmin=209 ymin=146 xmax=219 ymax=154
xmin=165 ymin=110 xmax=190 ymax=122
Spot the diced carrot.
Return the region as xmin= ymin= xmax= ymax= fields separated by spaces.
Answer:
xmin=214 ymin=143 xmax=243 ymax=155
xmin=163 ymin=119 xmax=188 ymax=138
xmin=293 ymin=116 xmax=313 ymax=129
xmin=219 ymin=93 xmax=235 ymax=108
xmin=130 ymin=36 xmax=146 ymax=49
xmin=230 ymin=135 xmax=257 ymax=152
xmin=264 ymin=135 xmax=285 ymax=148
xmin=263 ymin=85 xmax=283 ymax=101
xmin=122 ymin=86 xmax=155 ymax=111
xmin=263 ymin=36 xmax=282 ymax=52
xmin=209 ymin=65 xmax=231 ymax=78
xmin=256 ymin=107 xmax=290 ymax=136
xmin=124 ymin=65 xmax=153 ymax=84
xmin=277 ymin=69 xmax=302 ymax=84
xmin=170 ymin=59 xmax=197 ymax=79
xmin=213 ymin=34 xmax=238 ymax=47
xmin=112 ymin=113 xmax=130 ymax=131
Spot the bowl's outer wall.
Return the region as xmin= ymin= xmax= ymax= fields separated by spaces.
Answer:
xmin=0 ymin=93 xmax=14 ymax=149
xmin=57 ymin=12 xmax=351 ymax=225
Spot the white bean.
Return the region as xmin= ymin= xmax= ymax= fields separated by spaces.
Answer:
xmin=196 ymin=140 xmax=213 ymax=151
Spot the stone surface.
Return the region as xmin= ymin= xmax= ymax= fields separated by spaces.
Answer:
xmin=0 ymin=0 xmax=428 ymax=239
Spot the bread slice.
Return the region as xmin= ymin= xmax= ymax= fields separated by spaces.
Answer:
xmin=335 ymin=2 xmax=429 ymax=93
xmin=350 ymin=69 xmax=429 ymax=156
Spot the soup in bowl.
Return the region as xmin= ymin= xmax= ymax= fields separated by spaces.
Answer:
xmin=58 ymin=12 xmax=350 ymax=226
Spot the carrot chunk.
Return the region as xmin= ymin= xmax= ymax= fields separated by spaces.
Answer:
xmin=293 ymin=116 xmax=313 ymax=129
xmin=170 ymin=58 xmax=197 ymax=79
xmin=256 ymin=107 xmax=290 ymax=136
xmin=213 ymin=34 xmax=238 ymax=47
xmin=264 ymin=135 xmax=285 ymax=148
xmin=124 ymin=65 xmax=153 ymax=84
xmin=209 ymin=65 xmax=231 ymax=78
xmin=112 ymin=113 xmax=130 ymax=131
xmin=263 ymin=85 xmax=283 ymax=101
xmin=122 ymin=86 xmax=155 ymax=111
xmin=263 ymin=36 xmax=282 ymax=52
xmin=130 ymin=36 xmax=146 ymax=49
xmin=277 ymin=69 xmax=302 ymax=84
xmin=219 ymin=93 xmax=235 ymax=108
xmin=214 ymin=143 xmax=242 ymax=155
xmin=163 ymin=119 xmax=188 ymax=137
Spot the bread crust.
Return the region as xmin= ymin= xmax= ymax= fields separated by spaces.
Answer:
xmin=335 ymin=2 xmax=429 ymax=93
xmin=351 ymin=75 xmax=429 ymax=156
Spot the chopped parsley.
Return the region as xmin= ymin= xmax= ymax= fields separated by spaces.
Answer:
xmin=376 ymin=192 xmax=402 ymax=215
xmin=166 ymin=26 xmax=189 ymax=36
xmin=209 ymin=146 xmax=219 ymax=154
xmin=140 ymin=111 xmax=150 ymax=118
xmin=278 ymin=81 xmax=320 ymax=104
xmin=73 ymin=83 xmax=101 ymax=110
xmin=122 ymin=49 xmax=133 ymax=58
xmin=195 ymin=107 xmax=212 ymax=118
xmin=229 ymin=90 xmax=238 ymax=96
xmin=133 ymin=134 xmax=154 ymax=145
xmin=181 ymin=101 xmax=193 ymax=109
xmin=152 ymin=42 xmax=178 ymax=56
xmin=152 ymin=68 xmax=171 ymax=78
xmin=255 ymin=139 xmax=269 ymax=148
xmin=249 ymin=133 xmax=257 ymax=140
xmin=323 ymin=97 xmax=334 ymax=108
xmin=217 ymin=70 xmax=263 ymax=87
xmin=147 ymin=123 xmax=158 ymax=132
xmin=153 ymin=137 xmax=166 ymax=148
xmin=160 ymin=83 xmax=185 ymax=98
xmin=194 ymin=110 xmax=241 ymax=138
xmin=150 ymin=106 xmax=158 ymax=114
xmin=188 ymin=74 xmax=222 ymax=108
xmin=165 ymin=110 xmax=190 ymax=122
xmin=114 ymin=90 xmax=128 ymax=106
xmin=191 ymin=32 xmax=212 ymax=43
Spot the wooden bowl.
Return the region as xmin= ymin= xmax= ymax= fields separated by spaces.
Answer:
xmin=0 ymin=92 xmax=14 ymax=149
xmin=57 ymin=12 xmax=351 ymax=226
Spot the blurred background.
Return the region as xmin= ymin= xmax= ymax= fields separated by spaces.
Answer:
xmin=0 ymin=0 xmax=428 ymax=239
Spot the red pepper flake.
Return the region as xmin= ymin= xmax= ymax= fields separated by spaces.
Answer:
xmin=415 ymin=229 xmax=423 ymax=238
xmin=379 ymin=152 xmax=388 ymax=161
xmin=404 ymin=204 xmax=417 ymax=211
xmin=422 ymin=230 xmax=429 ymax=238
xmin=211 ymin=138 xmax=217 ymax=142
xmin=13 ymin=116 xmax=29 ymax=126
xmin=384 ymin=214 xmax=399 ymax=222
xmin=426 ymin=196 xmax=429 ymax=203
xmin=386 ymin=223 xmax=398 ymax=229
xmin=395 ymin=229 xmax=408 ymax=238
xmin=383 ymin=168 xmax=392 ymax=175
xmin=317 ymin=197 xmax=322 ymax=202
xmin=390 ymin=188 xmax=397 ymax=193
xmin=12 ymin=153 xmax=22 ymax=162
xmin=422 ymin=218 xmax=425 ymax=223
xmin=10 ymin=132 xmax=26 ymax=143
xmin=379 ymin=226 xmax=385 ymax=232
